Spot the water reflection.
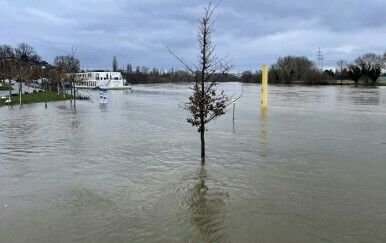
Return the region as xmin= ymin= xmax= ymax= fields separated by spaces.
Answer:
xmin=258 ymin=109 xmax=268 ymax=158
xmin=187 ymin=166 xmax=229 ymax=243
xmin=337 ymin=88 xmax=381 ymax=105
xmin=122 ymin=89 xmax=132 ymax=95
xmin=99 ymin=104 xmax=108 ymax=111
xmin=274 ymin=89 xmax=326 ymax=103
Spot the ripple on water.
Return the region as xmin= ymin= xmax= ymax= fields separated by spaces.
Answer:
xmin=1 ymin=84 xmax=386 ymax=242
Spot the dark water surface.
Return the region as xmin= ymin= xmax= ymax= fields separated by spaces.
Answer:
xmin=1 ymin=83 xmax=386 ymax=242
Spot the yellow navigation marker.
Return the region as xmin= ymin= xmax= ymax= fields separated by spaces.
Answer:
xmin=261 ymin=64 xmax=268 ymax=109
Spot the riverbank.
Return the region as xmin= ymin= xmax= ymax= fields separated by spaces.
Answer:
xmin=0 ymin=91 xmax=74 ymax=107
xmin=290 ymin=79 xmax=386 ymax=86
xmin=291 ymin=79 xmax=354 ymax=85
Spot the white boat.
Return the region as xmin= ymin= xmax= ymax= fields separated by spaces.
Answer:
xmin=74 ymin=71 xmax=131 ymax=90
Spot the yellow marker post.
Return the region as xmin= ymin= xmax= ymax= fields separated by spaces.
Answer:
xmin=261 ymin=64 xmax=268 ymax=109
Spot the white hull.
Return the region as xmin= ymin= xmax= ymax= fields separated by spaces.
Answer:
xmin=99 ymin=85 xmax=131 ymax=90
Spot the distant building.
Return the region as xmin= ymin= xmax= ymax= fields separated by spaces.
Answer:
xmin=68 ymin=71 xmax=130 ymax=90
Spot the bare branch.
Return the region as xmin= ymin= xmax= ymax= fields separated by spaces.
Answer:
xmin=167 ymin=47 xmax=195 ymax=74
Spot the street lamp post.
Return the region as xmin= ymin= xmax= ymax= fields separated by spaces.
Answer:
xmin=45 ymin=78 xmax=47 ymax=109
xmin=41 ymin=65 xmax=47 ymax=108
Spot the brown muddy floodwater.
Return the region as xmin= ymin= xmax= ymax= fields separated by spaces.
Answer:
xmin=1 ymin=83 xmax=386 ymax=242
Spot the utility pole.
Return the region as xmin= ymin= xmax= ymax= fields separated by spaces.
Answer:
xmin=316 ymin=47 xmax=324 ymax=71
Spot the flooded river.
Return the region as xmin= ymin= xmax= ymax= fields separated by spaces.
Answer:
xmin=1 ymin=83 xmax=386 ymax=242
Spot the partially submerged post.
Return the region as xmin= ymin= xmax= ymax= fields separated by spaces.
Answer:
xmin=261 ymin=64 xmax=268 ymax=109
xmin=41 ymin=65 xmax=47 ymax=108
xmin=232 ymin=98 xmax=236 ymax=122
xmin=18 ymin=79 xmax=22 ymax=107
xmin=99 ymin=90 xmax=108 ymax=105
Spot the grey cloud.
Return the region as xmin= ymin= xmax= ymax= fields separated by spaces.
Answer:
xmin=1 ymin=0 xmax=385 ymax=71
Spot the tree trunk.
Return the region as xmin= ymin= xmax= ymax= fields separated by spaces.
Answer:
xmin=200 ymin=84 xmax=205 ymax=160
xmin=8 ymin=78 xmax=12 ymax=107
xmin=62 ymin=81 xmax=65 ymax=98
xmin=200 ymin=128 xmax=205 ymax=160
xmin=19 ymin=80 xmax=22 ymax=106
xmin=73 ymin=85 xmax=76 ymax=108
xmin=70 ymin=83 xmax=73 ymax=103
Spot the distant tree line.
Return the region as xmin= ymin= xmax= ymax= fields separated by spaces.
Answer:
xmin=3 ymin=43 xmax=386 ymax=87
xmin=132 ymin=67 xmax=239 ymax=84
xmin=102 ymin=62 xmax=239 ymax=84
xmin=121 ymin=51 xmax=385 ymax=85
xmin=239 ymin=51 xmax=386 ymax=85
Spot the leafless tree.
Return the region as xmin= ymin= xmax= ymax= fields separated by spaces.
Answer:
xmin=354 ymin=53 xmax=384 ymax=84
xmin=170 ymin=2 xmax=233 ymax=162
xmin=15 ymin=43 xmax=41 ymax=64
xmin=355 ymin=53 xmax=384 ymax=70
xmin=14 ymin=43 xmax=42 ymax=105
xmin=53 ymin=54 xmax=80 ymax=74
xmin=53 ymin=48 xmax=80 ymax=107
xmin=271 ymin=56 xmax=315 ymax=84
xmin=336 ymin=60 xmax=347 ymax=84
xmin=0 ymin=43 xmax=41 ymax=105
xmin=48 ymin=68 xmax=64 ymax=95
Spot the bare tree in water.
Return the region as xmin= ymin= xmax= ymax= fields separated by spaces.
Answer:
xmin=170 ymin=2 xmax=232 ymax=163
xmin=54 ymin=48 xmax=80 ymax=107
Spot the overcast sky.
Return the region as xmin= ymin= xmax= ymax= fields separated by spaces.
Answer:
xmin=1 ymin=0 xmax=385 ymax=72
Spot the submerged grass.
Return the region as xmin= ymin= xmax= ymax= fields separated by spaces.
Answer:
xmin=0 ymin=91 xmax=74 ymax=107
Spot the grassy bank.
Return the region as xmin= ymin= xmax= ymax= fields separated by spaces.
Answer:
xmin=0 ymin=91 xmax=75 ymax=107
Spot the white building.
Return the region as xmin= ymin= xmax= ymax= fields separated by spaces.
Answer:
xmin=73 ymin=71 xmax=129 ymax=90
